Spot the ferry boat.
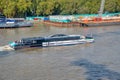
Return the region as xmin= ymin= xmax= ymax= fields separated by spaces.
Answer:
xmin=9 ymin=34 xmax=94 ymax=50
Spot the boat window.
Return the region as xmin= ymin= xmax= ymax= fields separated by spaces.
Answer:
xmin=85 ymin=36 xmax=93 ymax=39
xmin=32 ymin=41 xmax=36 ymax=43
xmin=0 ymin=14 xmax=6 ymax=18
xmin=51 ymin=34 xmax=67 ymax=37
xmin=85 ymin=34 xmax=93 ymax=39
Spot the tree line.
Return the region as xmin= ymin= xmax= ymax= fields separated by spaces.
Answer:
xmin=0 ymin=0 xmax=120 ymax=18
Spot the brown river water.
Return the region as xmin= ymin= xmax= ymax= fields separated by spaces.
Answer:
xmin=0 ymin=24 xmax=120 ymax=80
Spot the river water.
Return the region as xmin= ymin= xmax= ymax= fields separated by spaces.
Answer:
xmin=0 ymin=24 xmax=120 ymax=80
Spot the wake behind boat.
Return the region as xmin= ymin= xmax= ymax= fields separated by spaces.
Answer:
xmin=0 ymin=45 xmax=14 ymax=51
xmin=7 ymin=34 xmax=94 ymax=50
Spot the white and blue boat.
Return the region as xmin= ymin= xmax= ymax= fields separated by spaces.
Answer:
xmin=8 ymin=34 xmax=94 ymax=50
xmin=0 ymin=14 xmax=33 ymax=28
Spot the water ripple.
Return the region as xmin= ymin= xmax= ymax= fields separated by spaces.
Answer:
xmin=71 ymin=59 xmax=120 ymax=80
xmin=0 ymin=51 xmax=10 ymax=57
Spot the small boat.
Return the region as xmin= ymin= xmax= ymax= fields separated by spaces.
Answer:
xmin=0 ymin=14 xmax=33 ymax=28
xmin=8 ymin=34 xmax=94 ymax=50
xmin=0 ymin=21 xmax=33 ymax=28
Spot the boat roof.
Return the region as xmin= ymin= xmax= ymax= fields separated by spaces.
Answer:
xmin=21 ymin=37 xmax=44 ymax=41
xmin=20 ymin=34 xmax=82 ymax=41
xmin=50 ymin=34 xmax=67 ymax=37
xmin=50 ymin=34 xmax=81 ymax=37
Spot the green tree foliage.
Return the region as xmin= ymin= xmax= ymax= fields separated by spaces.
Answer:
xmin=36 ymin=0 xmax=57 ymax=16
xmin=0 ymin=0 xmax=120 ymax=17
xmin=16 ymin=0 xmax=32 ymax=17
xmin=31 ymin=0 xmax=42 ymax=16
xmin=105 ymin=0 xmax=120 ymax=13
xmin=3 ymin=0 xmax=16 ymax=17
xmin=0 ymin=0 xmax=4 ymax=13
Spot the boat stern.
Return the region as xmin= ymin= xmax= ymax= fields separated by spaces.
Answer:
xmin=9 ymin=41 xmax=19 ymax=50
xmin=85 ymin=35 xmax=95 ymax=43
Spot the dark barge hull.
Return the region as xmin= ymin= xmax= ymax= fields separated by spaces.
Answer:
xmin=41 ymin=20 xmax=120 ymax=27
xmin=85 ymin=21 xmax=120 ymax=27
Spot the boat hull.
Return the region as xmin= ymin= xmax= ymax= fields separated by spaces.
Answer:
xmin=42 ymin=39 xmax=94 ymax=47
xmin=86 ymin=21 xmax=120 ymax=27
xmin=0 ymin=22 xmax=33 ymax=28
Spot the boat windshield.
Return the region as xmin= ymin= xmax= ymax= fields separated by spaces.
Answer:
xmin=9 ymin=42 xmax=17 ymax=47
xmin=0 ymin=14 xmax=6 ymax=18
xmin=50 ymin=34 xmax=67 ymax=37
xmin=85 ymin=36 xmax=93 ymax=39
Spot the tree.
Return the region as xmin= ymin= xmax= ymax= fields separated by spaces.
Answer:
xmin=3 ymin=0 xmax=16 ymax=17
xmin=105 ymin=0 xmax=120 ymax=13
xmin=16 ymin=0 xmax=32 ymax=17
xmin=36 ymin=0 xmax=55 ymax=16
xmin=0 ymin=0 xmax=120 ymax=17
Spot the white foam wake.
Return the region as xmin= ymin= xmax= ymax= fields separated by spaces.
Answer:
xmin=0 ymin=45 xmax=14 ymax=51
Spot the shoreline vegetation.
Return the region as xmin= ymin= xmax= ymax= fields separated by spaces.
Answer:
xmin=0 ymin=0 xmax=120 ymax=18
xmin=1 ymin=0 xmax=120 ymax=27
